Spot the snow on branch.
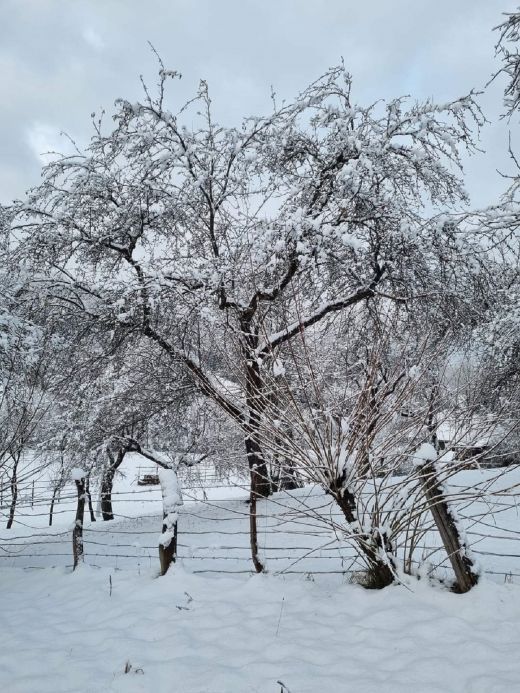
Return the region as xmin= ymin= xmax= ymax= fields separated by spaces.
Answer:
xmin=260 ymin=274 xmax=383 ymax=356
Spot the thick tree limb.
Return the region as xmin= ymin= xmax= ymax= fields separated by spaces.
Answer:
xmin=259 ymin=267 xmax=385 ymax=356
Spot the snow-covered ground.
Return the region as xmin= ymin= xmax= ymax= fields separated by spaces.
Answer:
xmin=1 ymin=565 xmax=520 ymax=692
xmin=1 ymin=455 xmax=520 ymax=692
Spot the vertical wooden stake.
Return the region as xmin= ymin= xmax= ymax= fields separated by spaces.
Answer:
xmin=158 ymin=468 xmax=182 ymax=576
xmin=249 ymin=466 xmax=265 ymax=573
xmin=159 ymin=518 xmax=178 ymax=576
xmin=420 ymin=462 xmax=479 ymax=593
xmin=72 ymin=475 xmax=86 ymax=570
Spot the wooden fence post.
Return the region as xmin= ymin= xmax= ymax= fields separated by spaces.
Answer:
xmin=249 ymin=474 xmax=263 ymax=574
xmin=420 ymin=461 xmax=479 ymax=593
xmin=158 ymin=467 xmax=182 ymax=576
xmin=72 ymin=469 xmax=86 ymax=570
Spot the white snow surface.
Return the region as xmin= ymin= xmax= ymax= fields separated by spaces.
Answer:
xmin=70 ymin=467 xmax=87 ymax=481
xmin=1 ymin=566 xmax=519 ymax=692
xmin=413 ymin=442 xmax=437 ymax=466
xmin=158 ymin=467 xmax=183 ymax=513
xmin=158 ymin=467 xmax=182 ymax=547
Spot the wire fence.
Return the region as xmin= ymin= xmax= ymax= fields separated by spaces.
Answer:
xmin=1 ymin=463 xmax=520 ymax=583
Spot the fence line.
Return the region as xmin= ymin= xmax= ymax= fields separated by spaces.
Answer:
xmin=1 ymin=466 xmax=520 ymax=582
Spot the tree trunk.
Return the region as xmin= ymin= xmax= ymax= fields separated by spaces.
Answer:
xmin=333 ymin=484 xmax=395 ymax=588
xmin=49 ymin=457 xmax=66 ymax=527
xmin=420 ymin=461 xmax=479 ymax=593
xmin=239 ymin=321 xmax=271 ymax=572
xmin=244 ymin=433 xmax=271 ymax=499
xmin=72 ymin=476 xmax=86 ymax=570
xmin=245 ymin=431 xmax=267 ymax=573
xmin=100 ymin=466 xmax=116 ymax=521
xmin=278 ymin=456 xmax=303 ymax=491
xmin=86 ymin=477 xmax=96 ymax=522
xmin=100 ymin=448 xmax=125 ymax=521
xmin=6 ymin=454 xmax=20 ymax=530
xmin=240 ymin=318 xmax=272 ymax=500
xmin=49 ymin=484 xmax=59 ymax=526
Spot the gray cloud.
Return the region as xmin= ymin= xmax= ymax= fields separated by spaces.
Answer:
xmin=0 ymin=0 xmax=518 ymax=205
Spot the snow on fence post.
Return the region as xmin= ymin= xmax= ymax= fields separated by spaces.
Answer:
xmin=71 ymin=468 xmax=86 ymax=570
xmin=415 ymin=444 xmax=479 ymax=593
xmin=158 ymin=467 xmax=182 ymax=576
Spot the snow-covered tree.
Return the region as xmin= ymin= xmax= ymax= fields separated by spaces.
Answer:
xmin=10 ymin=63 xmax=489 ymax=509
xmin=496 ymin=7 xmax=520 ymax=116
xmin=0 ymin=256 xmax=53 ymax=527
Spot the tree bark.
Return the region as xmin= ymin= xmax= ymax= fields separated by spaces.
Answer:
xmin=244 ymin=417 xmax=268 ymax=573
xmin=243 ymin=344 xmax=271 ymax=499
xmin=244 ymin=432 xmax=271 ymax=499
xmin=49 ymin=456 xmax=66 ymax=526
xmin=6 ymin=453 xmax=20 ymax=530
xmin=100 ymin=448 xmax=126 ymax=521
xmin=49 ymin=485 xmax=59 ymax=526
xmin=241 ymin=335 xmax=270 ymax=573
xmin=333 ymin=483 xmax=395 ymax=588
xmin=278 ymin=456 xmax=303 ymax=491
xmin=86 ymin=477 xmax=96 ymax=522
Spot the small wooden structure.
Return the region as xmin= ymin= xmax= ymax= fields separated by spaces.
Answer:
xmin=137 ymin=472 xmax=160 ymax=486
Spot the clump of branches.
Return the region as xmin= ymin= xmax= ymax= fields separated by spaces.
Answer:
xmin=252 ymin=309 xmax=519 ymax=591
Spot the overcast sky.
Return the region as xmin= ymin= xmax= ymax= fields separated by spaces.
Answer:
xmin=1 ymin=0 xmax=518 ymax=205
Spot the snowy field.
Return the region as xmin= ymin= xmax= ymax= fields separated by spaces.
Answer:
xmin=1 ymin=455 xmax=520 ymax=692
xmin=2 ymin=565 xmax=520 ymax=693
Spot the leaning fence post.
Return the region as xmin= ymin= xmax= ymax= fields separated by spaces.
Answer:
xmin=158 ymin=467 xmax=182 ymax=576
xmin=415 ymin=445 xmax=479 ymax=593
xmin=71 ymin=468 xmax=86 ymax=570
